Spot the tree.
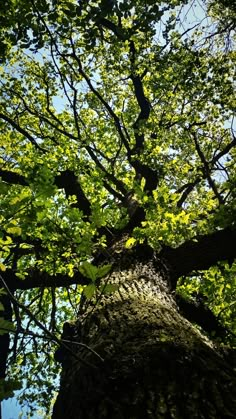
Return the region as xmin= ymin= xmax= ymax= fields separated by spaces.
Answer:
xmin=0 ymin=0 xmax=236 ymax=417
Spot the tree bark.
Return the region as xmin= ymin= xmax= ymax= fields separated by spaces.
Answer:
xmin=52 ymin=257 xmax=236 ymax=418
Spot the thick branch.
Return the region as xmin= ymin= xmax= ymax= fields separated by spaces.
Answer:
xmin=127 ymin=41 xmax=160 ymax=194
xmin=129 ymin=40 xmax=151 ymax=154
xmin=4 ymin=268 xmax=88 ymax=291
xmin=161 ymin=227 xmax=236 ymax=288
xmin=55 ymin=169 xmax=91 ymax=216
xmin=176 ymin=178 xmax=201 ymax=208
xmin=176 ymin=294 xmax=226 ymax=338
xmin=0 ymin=168 xmax=91 ymax=217
xmin=0 ymin=169 xmax=27 ymax=186
xmin=96 ymin=17 xmax=126 ymax=40
xmin=132 ymin=160 xmax=159 ymax=193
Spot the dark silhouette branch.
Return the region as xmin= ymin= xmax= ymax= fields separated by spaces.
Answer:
xmin=85 ymin=146 xmax=128 ymax=197
xmin=161 ymin=227 xmax=236 ymax=288
xmin=212 ymin=135 xmax=236 ymax=165
xmin=4 ymin=86 xmax=78 ymax=144
xmin=0 ymin=273 xmax=99 ymax=369
xmin=129 ymin=40 xmax=150 ymax=155
xmin=55 ymin=169 xmax=91 ymax=216
xmin=0 ymin=169 xmax=27 ymax=186
xmin=96 ymin=17 xmax=126 ymax=40
xmin=0 ymin=293 xmax=12 ymax=379
xmin=176 ymin=293 xmax=227 ymax=338
xmin=3 ymin=268 xmax=88 ymax=291
xmin=3 ymin=227 xmax=236 ymax=295
xmin=70 ymin=47 xmax=131 ymax=155
xmin=0 ymin=168 xmax=91 ymax=217
xmin=193 ymin=132 xmax=224 ymax=204
xmin=177 ymin=178 xmax=201 ymax=208
xmin=0 ymin=112 xmax=46 ymax=152
xmin=176 ymin=133 xmax=235 ymax=208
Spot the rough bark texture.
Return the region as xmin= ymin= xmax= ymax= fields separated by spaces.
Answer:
xmin=53 ymin=259 xmax=236 ymax=418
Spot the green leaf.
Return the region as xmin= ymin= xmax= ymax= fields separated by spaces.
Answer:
xmin=100 ymin=283 xmax=119 ymax=294
xmin=83 ymin=283 xmax=96 ymax=300
xmin=6 ymin=226 xmax=22 ymax=236
xmin=79 ymin=261 xmax=98 ymax=282
xmin=96 ymin=264 xmax=112 ymax=279
xmin=0 ymin=263 xmax=6 ymax=272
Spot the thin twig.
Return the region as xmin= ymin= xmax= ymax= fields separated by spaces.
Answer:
xmin=0 ymin=274 xmax=103 ymax=368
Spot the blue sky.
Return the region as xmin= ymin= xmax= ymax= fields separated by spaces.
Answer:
xmin=2 ymin=397 xmax=28 ymax=419
xmin=2 ymin=395 xmax=46 ymax=418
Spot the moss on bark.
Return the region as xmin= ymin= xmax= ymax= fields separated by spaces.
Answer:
xmin=53 ymin=261 xmax=236 ymax=418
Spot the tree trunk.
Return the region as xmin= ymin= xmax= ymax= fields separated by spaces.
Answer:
xmin=52 ymin=258 xmax=236 ymax=418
